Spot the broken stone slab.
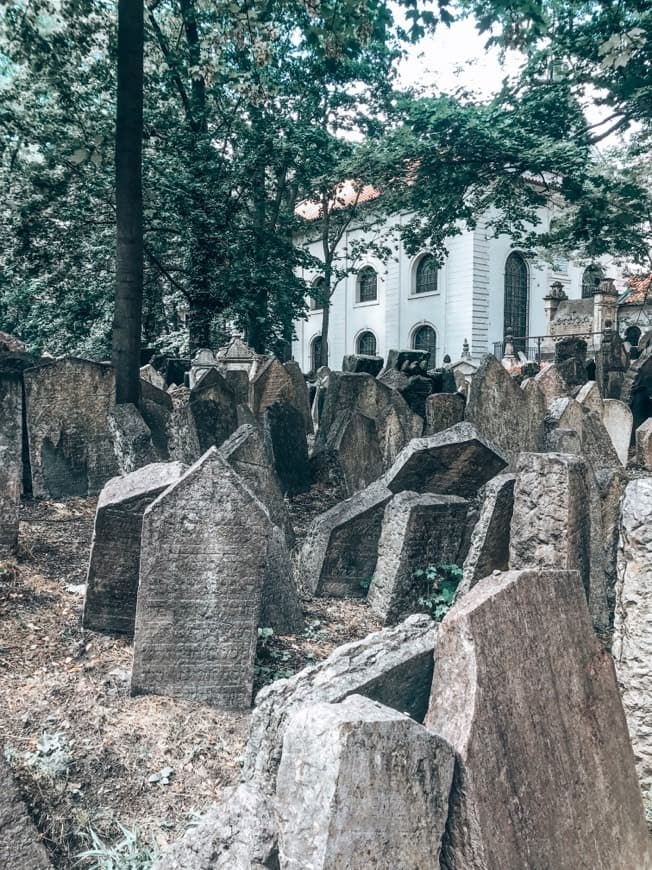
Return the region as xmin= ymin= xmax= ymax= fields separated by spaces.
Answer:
xmin=601 ymin=398 xmax=633 ymax=466
xmin=575 ymin=380 xmax=603 ymax=417
xmin=383 ymin=422 xmax=508 ymax=499
xmin=367 ymin=492 xmax=469 ymax=624
xmin=0 ymin=755 xmax=52 ymax=869
xmin=342 ymin=354 xmax=383 ymax=376
xmin=423 ymin=392 xmax=465 ymax=436
xmin=298 ymin=480 xmax=393 ymax=596
xmin=242 ymin=613 xmax=437 ymax=792
xmin=0 ymin=447 xmax=20 ymax=554
xmin=219 ymin=424 xmax=294 ymax=547
xmin=283 ymin=360 xmax=314 ymax=434
xmin=381 ymin=349 xmax=430 ymax=375
xmin=0 ymin=368 xmax=25 ymax=493
xmin=189 ymin=368 xmax=238 ymax=453
xmin=509 ymin=452 xmax=591 ymax=597
xmin=23 ymin=358 xmax=120 ymax=498
xmin=534 ymin=362 xmax=570 ymax=406
xmin=313 ymin=410 xmax=384 ymax=497
xmin=544 ymin=396 xmax=621 ymax=472
xmin=636 ymin=418 xmax=652 ymax=470
xmin=131 ymin=448 xmax=272 ymax=709
xmin=153 ymin=784 xmax=278 ymax=870
xmin=259 ymin=525 xmax=304 ymax=636
xmin=140 ymin=363 xmax=166 ymax=390
xmin=378 ymin=368 xmax=433 ymax=418
xmin=262 ymin=401 xmax=310 ymax=496
xmin=250 ymin=357 xmax=294 ymax=422
xmin=108 ymin=403 xmax=161 ymax=475
xmin=613 ymin=478 xmax=652 ymax=824
xmin=83 ymin=462 xmax=187 ymax=637
xmin=457 ymin=473 xmax=515 ymax=599
xmin=276 ymin=695 xmax=455 ymax=870
xmin=426 ymin=568 xmax=651 ymax=870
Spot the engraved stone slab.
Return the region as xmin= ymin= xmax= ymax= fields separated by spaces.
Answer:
xmin=24 ymin=358 xmax=119 ymax=498
xmin=383 ymin=422 xmax=507 ymax=498
xmin=426 ymin=569 xmax=651 ymax=870
xmin=263 ymin=401 xmax=310 ymax=496
xmin=368 ymin=492 xmax=468 ymax=624
xmin=318 ymin=410 xmax=384 ymax=496
xmin=0 ymin=755 xmax=51 ymax=869
xmin=276 ymin=696 xmax=455 ymax=870
xmin=423 ymin=392 xmax=465 ymax=436
xmin=189 ymin=368 xmax=238 ymax=453
xmin=83 ymin=462 xmax=187 ymax=636
xmin=636 ymin=418 xmax=652 ymax=470
xmin=108 ymin=403 xmax=160 ymax=475
xmin=131 ymin=448 xmax=272 ymax=708
xmin=0 ymin=447 xmax=20 ymax=553
xmin=601 ymin=398 xmax=633 ymax=467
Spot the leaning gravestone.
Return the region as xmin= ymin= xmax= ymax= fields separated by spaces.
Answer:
xmin=139 ymin=379 xmax=173 ymax=458
xmin=298 ymin=480 xmax=393 ymax=596
xmin=189 ymin=368 xmax=238 ymax=453
xmin=250 ymin=357 xmax=294 ymax=421
xmin=426 ymin=568 xmax=651 ymax=870
xmin=276 ymin=696 xmax=455 ymax=870
xmin=342 ymin=354 xmax=383 ymax=376
xmin=0 ymin=755 xmax=51 ymax=869
xmin=131 ymin=449 xmax=272 ymax=708
xmin=367 ymin=492 xmax=468 ymax=624
xmin=108 ymin=403 xmax=160 ymax=474
xmin=636 ymin=418 xmax=652 ymax=470
xmin=0 ymin=365 xmax=24 ymax=487
xmin=423 ymin=392 xmax=464 ymax=436
xmin=283 ymin=360 xmax=314 ymax=434
xmin=509 ymin=452 xmax=591 ymax=597
xmin=0 ymin=447 xmax=19 ymax=554
xmin=383 ymin=422 xmax=507 ymax=498
xmin=601 ymin=398 xmax=633 ymax=467
xmin=575 ymin=380 xmax=603 ymax=417
xmin=259 ymin=525 xmax=304 ymax=636
xmin=613 ymin=478 xmax=652 ymax=823
xmin=83 ymin=462 xmax=187 ymax=637
xmin=24 ymin=358 xmax=119 ymax=498
xmin=263 ymin=401 xmax=310 ymax=496
xmin=533 ymin=362 xmax=569 ymax=406
xmin=314 ymin=410 xmax=384 ymax=496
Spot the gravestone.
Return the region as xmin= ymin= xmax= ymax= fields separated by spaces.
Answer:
xmin=108 ymin=404 xmax=160 ymax=474
xmin=140 ymin=364 xmax=166 ymax=390
xmin=314 ymin=410 xmax=384 ymax=497
xmin=426 ymin=568 xmax=651 ymax=870
xmin=140 ymin=379 xmax=173 ymax=458
xmin=259 ymin=525 xmax=304 ymax=636
xmin=131 ymin=449 xmax=272 ymax=708
xmin=189 ymin=368 xmax=238 ymax=453
xmin=276 ymin=696 xmax=454 ymax=870
xmin=0 ymin=368 xmax=23 ymax=486
xmin=250 ymin=357 xmax=294 ymax=421
xmin=189 ymin=348 xmax=219 ymax=388
xmin=509 ymin=452 xmax=591 ymax=597
xmin=423 ymin=392 xmax=465 ymax=436
xmin=283 ymin=360 xmax=313 ymax=434
xmin=601 ymin=398 xmax=633 ymax=466
xmin=298 ymin=481 xmax=393 ymax=596
xmin=342 ymin=354 xmax=383 ymax=376
xmin=613 ymin=478 xmax=652 ymax=823
xmin=83 ymin=462 xmax=187 ymax=636
xmin=24 ymin=358 xmax=119 ymax=498
xmin=554 ymin=335 xmax=588 ymax=387
xmin=380 ymin=349 xmax=430 ymax=375
xmin=0 ymin=447 xmax=20 ymax=553
xmin=368 ymin=492 xmax=469 ymax=624
xmin=575 ymin=380 xmax=603 ymax=417
xmin=635 ymin=418 xmax=652 ymax=470
xmin=263 ymin=402 xmax=310 ymax=496
xmin=457 ymin=473 xmax=515 ymax=598
xmin=219 ymin=424 xmax=294 ymax=546
xmin=243 ymin=614 xmax=436 ymax=791
xmin=533 ymin=363 xmax=569 ymax=406
xmin=378 ymin=368 xmax=433 ymax=418
xmin=544 ymin=396 xmax=621 ymax=473
xmin=166 ymin=385 xmax=202 ymax=465
xmin=383 ymin=422 xmax=507 ymax=499
xmin=0 ymin=755 xmax=51 ymax=869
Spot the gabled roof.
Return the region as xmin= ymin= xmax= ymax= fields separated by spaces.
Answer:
xmin=295 ymin=179 xmax=380 ymax=221
xmin=620 ymin=274 xmax=652 ymax=306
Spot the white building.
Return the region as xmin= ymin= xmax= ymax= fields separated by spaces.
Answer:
xmin=292 ymin=204 xmax=624 ymax=373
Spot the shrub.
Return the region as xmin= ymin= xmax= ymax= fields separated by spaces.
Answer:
xmin=414 ymin=563 xmax=462 ymax=622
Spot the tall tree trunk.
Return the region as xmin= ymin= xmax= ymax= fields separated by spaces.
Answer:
xmin=112 ymin=0 xmax=144 ymax=405
xmin=188 ymin=296 xmax=213 ymax=354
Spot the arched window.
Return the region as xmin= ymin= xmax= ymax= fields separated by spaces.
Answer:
xmin=412 ymin=325 xmax=436 ymax=365
xmin=357 ymin=267 xmax=377 ymax=303
xmin=504 ymin=252 xmax=529 ymax=340
xmin=415 ymin=254 xmax=437 ymax=295
xmin=625 ymin=325 xmax=641 ymax=347
xmin=581 ymin=265 xmax=604 ymax=299
xmin=356 ymin=331 xmax=377 ymax=356
xmin=310 ymin=277 xmax=325 ymax=311
xmin=311 ymin=335 xmax=326 ymax=371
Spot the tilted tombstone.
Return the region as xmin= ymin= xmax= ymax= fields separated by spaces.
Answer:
xmin=426 ymin=568 xmax=651 ymax=870
xmin=139 ymin=363 xmax=166 ymax=391
xmin=0 ymin=447 xmax=19 ymax=553
xmin=139 ymin=378 xmax=173 ymax=458
xmin=0 ymin=755 xmax=52 ymax=869
xmin=83 ymin=462 xmax=187 ymax=637
xmin=24 ymin=358 xmax=119 ymax=498
xmin=423 ymin=392 xmax=465 ymax=436
xmin=188 ymin=347 xmax=220 ymax=389
xmin=380 ymin=349 xmax=430 ymax=375
xmin=259 ymin=525 xmax=303 ymax=635
xmin=383 ymin=422 xmax=508 ymax=499
xmin=108 ymin=403 xmax=160 ymax=475
xmin=544 ymin=396 xmax=621 ymax=474
xmin=554 ymin=335 xmax=588 ymax=387
xmin=189 ymin=368 xmax=238 ymax=453
xmin=341 ymin=354 xmax=384 ymax=376
xmin=131 ymin=449 xmax=273 ymax=708
xmin=0 ymin=365 xmax=23 ymax=551
xmin=298 ymin=481 xmax=393 ymax=596
xmin=378 ymin=368 xmax=433 ymax=418
xmin=313 ymin=410 xmax=384 ymax=497
xmin=262 ymin=401 xmax=310 ymax=496
xmin=636 ymin=417 xmax=652 ymax=470
xmin=457 ymin=473 xmax=515 ymax=599
xmin=533 ymin=362 xmax=570 ymax=406
xmin=283 ymin=360 xmax=314 ymax=434
xmin=166 ymin=385 xmax=202 ymax=465
xmin=614 ymin=478 xmax=652 ymax=822
xmin=250 ymin=357 xmax=294 ymax=421
xmin=601 ymin=398 xmax=633 ymax=466
xmin=575 ymin=380 xmax=603 ymax=417
xmin=367 ymin=492 xmax=469 ymax=624
xmin=243 ymin=613 xmax=437 ymax=791
xmin=276 ymin=696 xmax=455 ymax=870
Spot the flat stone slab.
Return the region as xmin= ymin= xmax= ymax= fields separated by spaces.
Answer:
xmin=263 ymin=401 xmax=310 ymax=496
xmin=0 ymin=448 xmax=20 ymax=553
xmin=276 ymin=695 xmax=454 ymax=870
xmin=601 ymin=398 xmax=633 ymax=467
xmin=83 ymin=462 xmax=187 ymax=637
xmin=423 ymin=392 xmax=465 ymax=436
xmin=0 ymin=755 xmax=51 ymax=868
xmin=636 ymin=418 xmax=652 ymax=470
xmin=368 ymin=492 xmax=468 ymax=624
xmin=383 ymin=422 xmax=507 ymax=498
xmin=243 ymin=614 xmax=437 ymax=792
xmin=426 ymin=568 xmax=651 ymax=870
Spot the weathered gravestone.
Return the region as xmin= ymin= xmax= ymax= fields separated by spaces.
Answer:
xmin=83 ymin=462 xmax=187 ymax=637
xmin=139 ymin=379 xmax=173 ymax=458
xmin=24 ymin=358 xmax=119 ymax=498
xmin=312 ymin=410 xmax=384 ymax=497
xmin=636 ymin=417 xmax=652 ymax=470
xmin=0 ymin=755 xmax=51 ymax=869
xmin=131 ymin=449 xmax=272 ymax=708
xmin=263 ymin=401 xmax=310 ymax=496
xmin=509 ymin=452 xmax=591 ymax=597
xmin=0 ymin=449 xmax=19 ymax=553
xmin=457 ymin=473 xmax=515 ymax=598
xmin=140 ymin=363 xmax=166 ymax=390
xmin=533 ymin=362 xmax=570 ymax=406
xmin=601 ymin=398 xmax=633 ymax=466
xmin=383 ymin=422 xmax=507 ymax=498
xmin=380 ymin=349 xmax=430 ymax=375
xmin=108 ymin=403 xmax=160 ymax=475
xmin=554 ymin=335 xmax=588 ymax=388
xmin=367 ymin=492 xmax=469 ymax=624
xmin=298 ymin=481 xmax=393 ymax=596
xmin=276 ymin=695 xmax=455 ymax=870
xmin=426 ymin=568 xmax=652 ymax=870
xmin=243 ymin=613 xmax=437 ymax=792
xmin=575 ymin=379 xmax=603 ymax=417
xmin=250 ymin=357 xmax=294 ymax=421
xmin=613 ymin=478 xmax=652 ymax=823
xmin=0 ymin=365 xmax=24 ymax=487
xmin=342 ymin=354 xmax=384 ymax=376
xmin=283 ymin=360 xmax=313 ymax=434
xmin=544 ymin=396 xmax=621 ymax=473
xmin=259 ymin=525 xmax=304 ymax=636
xmin=423 ymin=392 xmax=465 ymax=436
xmin=189 ymin=368 xmax=238 ymax=453
xmin=378 ymin=368 xmax=433 ymax=418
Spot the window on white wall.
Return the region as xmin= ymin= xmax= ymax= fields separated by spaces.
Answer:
xmin=311 ymin=335 xmax=326 ymax=371
xmin=412 ymin=325 xmax=436 ymax=365
xmin=357 ymin=331 xmax=377 ymax=355
xmin=310 ymin=277 xmax=325 ymax=310
xmin=415 ymin=254 xmax=438 ymax=294
xmin=357 ymin=266 xmax=377 ymax=302
xmin=504 ymin=252 xmax=529 ymax=339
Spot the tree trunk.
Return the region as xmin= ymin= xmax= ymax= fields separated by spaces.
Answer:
xmin=188 ymin=297 xmax=213 ymax=355
xmin=112 ymin=0 xmax=144 ymax=405
xmin=319 ymin=300 xmax=330 ymax=367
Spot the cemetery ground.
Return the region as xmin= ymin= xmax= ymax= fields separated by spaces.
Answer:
xmin=0 ymin=485 xmax=379 ymax=869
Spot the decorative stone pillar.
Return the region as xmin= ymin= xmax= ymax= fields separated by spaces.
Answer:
xmin=593 ymin=278 xmax=619 ymax=342
xmin=543 ymin=281 xmax=567 ymax=332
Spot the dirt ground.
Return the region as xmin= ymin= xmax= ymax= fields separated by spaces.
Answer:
xmin=0 ymin=486 xmax=380 ymax=868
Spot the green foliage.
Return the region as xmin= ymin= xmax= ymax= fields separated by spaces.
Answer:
xmin=254 ymin=627 xmax=295 ymax=683
xmin=414 ymin=563 xmax=462 ymax=622
xmin=76 ymin=825 xmax=158 ymax=870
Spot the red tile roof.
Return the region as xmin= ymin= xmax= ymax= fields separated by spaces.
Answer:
xmin=295 ymin=180 xmax=380 ymax=220
xmin=621 ymin=274 xmax=652 ymax=305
